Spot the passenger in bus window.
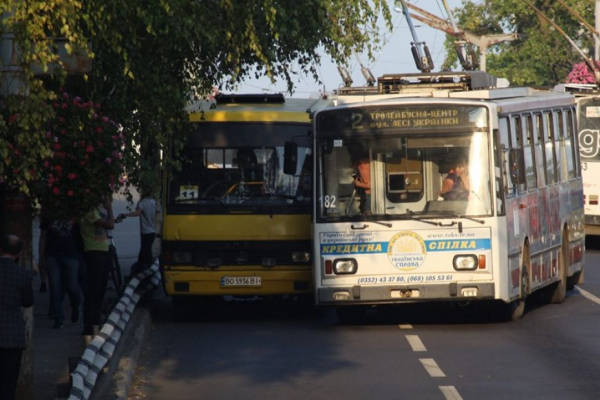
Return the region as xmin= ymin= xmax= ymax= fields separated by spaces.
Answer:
xmin=440 ymin=157 xmax=470 ymax=200
xmin=352 ymin=154 xmax=371 ymax=215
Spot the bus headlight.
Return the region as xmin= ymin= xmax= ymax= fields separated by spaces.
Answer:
xmin=453 ymin=255 xmax=477 ymax=271
xmin=292 ymin=252 xmax=311 ymax=263
xmin=333 ymin=258 xmax=358 ymax=275
xmin=172 ymin=251 xmax=193 ymax=264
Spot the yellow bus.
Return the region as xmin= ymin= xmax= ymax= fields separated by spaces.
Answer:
xmin=161 ymin=93 xmax=330 ymax=301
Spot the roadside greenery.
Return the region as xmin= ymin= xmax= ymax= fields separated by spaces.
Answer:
xmin=0 ymin=0 xmax=392 ymax=218
xmin=443 ymin=0 xmax=594 ymax=86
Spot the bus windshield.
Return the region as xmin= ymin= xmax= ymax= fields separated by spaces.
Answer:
xmin=316 ymin=131 xmax=493 ymax=221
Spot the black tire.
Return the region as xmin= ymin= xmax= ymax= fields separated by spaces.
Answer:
xmin=550 ymin=235 xmax=568 ymax=304
xmin=504 ymin=248 xmax=530 ymax=321
xmin=567 ymin=269 xmax=582 ymax=291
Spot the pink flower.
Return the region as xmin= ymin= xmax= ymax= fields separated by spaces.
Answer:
xmin=86 ymin=145 xmax=94 ymax=153
xmin=105 ymin=157 xmax=112 ymax=164
xmin=68 ymin=173 xmax=77 ymax=180
xmin=61 ymin=103 xmax=68 ymax=109
xmin=46 ymin=131 xmax=52 ymax=138
xmin=52 ymin=187 xmax=60 ymax=195
xmin=96 ymin=127 xmax=103 ymax=133
xmin=67 ymin=190 xmax=74 ymax=197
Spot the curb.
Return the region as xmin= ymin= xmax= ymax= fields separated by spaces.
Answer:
xmin=112 ymin=306 xmax=153 ymax=400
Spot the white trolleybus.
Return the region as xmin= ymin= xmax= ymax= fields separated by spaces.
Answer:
xmin=313 ymin=71 xmax=585 ymax=320
xmin=555 ymin=83 xmax=600 ymax=236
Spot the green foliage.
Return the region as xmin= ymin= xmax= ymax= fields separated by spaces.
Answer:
xmin=443 ymin=0 xmax=593 ymax=86
xmin=1 ymin=0 xmax=392 ymax=208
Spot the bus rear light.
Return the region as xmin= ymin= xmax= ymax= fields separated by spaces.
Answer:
xmin=333 ymin=259 xmax=358 ymax=274
xmin=478 ymin=255 xmax=486 ymax=269
xmin=325 ymin=260 xmax=333 ymax=275
xmin=453 ymin=255 xmax=477 ymax=271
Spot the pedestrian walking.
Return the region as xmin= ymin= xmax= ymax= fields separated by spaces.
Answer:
xmin=79 ymin=196 xmax=114 ymax=336
xmin=118 ymin=190 xmax=160 ymax=275
xmin=38 ymin=214 xmax=82 ymax=329
xmin=0 ymin=234 xmax=34 ymax=400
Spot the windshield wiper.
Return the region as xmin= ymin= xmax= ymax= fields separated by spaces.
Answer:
xmin=414 ymin=211 xmax=484 ymax=225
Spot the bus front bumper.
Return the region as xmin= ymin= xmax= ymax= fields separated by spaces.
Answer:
xmin=317 ymin=282 xmax=495 ymax=305
xmin=163 ymin=268 xmax=312 ymax=296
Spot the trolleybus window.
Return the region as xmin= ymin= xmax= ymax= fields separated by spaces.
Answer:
xmin=316 ymin=105 xmax=492 ymax=220
xmin=524 ymin=114 xmax=537 ymax=191
xmin=543 ymin=112 xmax=557 ymax=185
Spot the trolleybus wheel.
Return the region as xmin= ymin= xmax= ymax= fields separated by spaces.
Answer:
xmin=549 ymin=235 xmax=568 ymax=304
xmin=505 ymin=248 xmax=530 ymax=321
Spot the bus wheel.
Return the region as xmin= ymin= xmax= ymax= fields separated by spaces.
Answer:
xmin=506 ymin=264 xmax=529 ymax=321
xmin=549 ymin=235 xmax=568 ymax=304
xmin=567 ymin=269 xmax=583 ymax=291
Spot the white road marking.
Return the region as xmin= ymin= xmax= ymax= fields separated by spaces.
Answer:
xmin=576 ymin=286 xmax=600 ymax=306
xmin=406 ymin=335 xmax=427 ymax=352
xmin=398 ymin=324 xmax=413 ymax=329
xmin=419 ymin=358 xmax=446 ymax=377
xmin=439 ymin=386 xmax=463 ymax=400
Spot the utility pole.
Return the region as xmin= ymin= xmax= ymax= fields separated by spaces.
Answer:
xmin=406 ymin=2 xmax=518 ymax=72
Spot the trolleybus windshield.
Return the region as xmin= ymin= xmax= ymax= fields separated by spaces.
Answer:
xmin=316 ymin=105 xmax=492 ymax=221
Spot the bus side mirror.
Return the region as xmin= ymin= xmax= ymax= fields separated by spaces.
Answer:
xmin=508 ymin=149 xmax=525 ymax=186
xmin=284 ymin=141 xmax=298 ymax=175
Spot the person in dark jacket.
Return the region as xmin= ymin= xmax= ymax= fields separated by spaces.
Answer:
xmin=0 ymin=234 xmax=34 ymax=400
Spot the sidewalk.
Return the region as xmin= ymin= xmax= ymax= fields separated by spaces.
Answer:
xmin=32 ymin=191 xmax=143 ymax=400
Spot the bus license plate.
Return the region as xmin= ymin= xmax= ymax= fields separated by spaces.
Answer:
xmin=220 ymin=276 xmax=262 ymax=287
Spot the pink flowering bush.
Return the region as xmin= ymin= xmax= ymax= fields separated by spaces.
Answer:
xmin=566 ymin=61 xmax=600 ymax=84
xmin=40 ymin=90 xmax=125 ymax=219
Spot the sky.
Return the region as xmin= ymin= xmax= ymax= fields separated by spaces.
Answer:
xmin=233 ymin=0 xmax=465 ymax=98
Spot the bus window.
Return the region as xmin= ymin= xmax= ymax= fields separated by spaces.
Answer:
xmin=555 ymin=110 xmax=567 ymax=182
xmin=524 ymin=114 xmax=538 ymax=190
xmin=543 ymin=112 xmax=557 ymax=185
xmin=512 ymin=116 xmax=527 ymax=193
xmin=533 ymin=113 xmax=546 ymax=188
xmin=498 ymin=117 xmax=515 ymax=197
xmin=565 ymin=109 xmax=576 ymax=179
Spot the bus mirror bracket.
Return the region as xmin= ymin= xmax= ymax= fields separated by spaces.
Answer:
xmin=284 ymin=141 xmax=298 ymax=175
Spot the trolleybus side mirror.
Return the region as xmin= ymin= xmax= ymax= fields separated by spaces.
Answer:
xmin=284 ymin=141 xmax=298 ymax=175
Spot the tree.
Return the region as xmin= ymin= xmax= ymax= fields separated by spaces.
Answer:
xmin=1 ymin=0 xmax=393 ymax=204
xmin=443 ymin=0 xmax=594 ymax=87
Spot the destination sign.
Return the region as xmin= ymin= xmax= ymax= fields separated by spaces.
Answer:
xmin=316 ymin=105 xmax=486 ymax=135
